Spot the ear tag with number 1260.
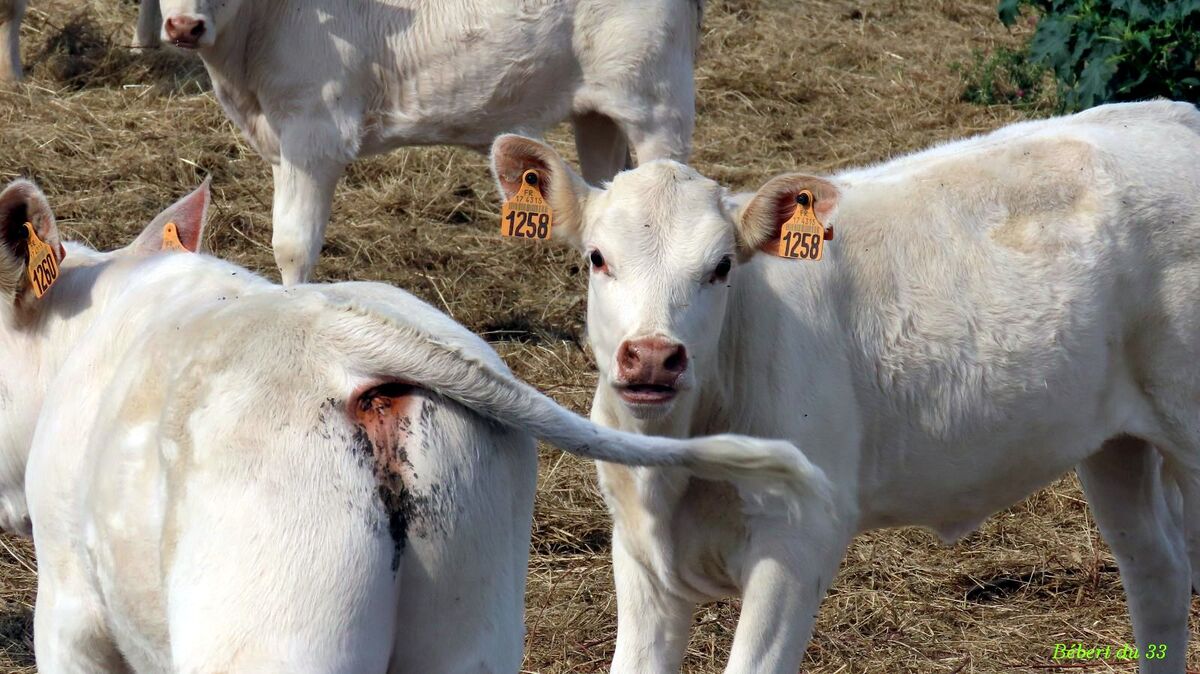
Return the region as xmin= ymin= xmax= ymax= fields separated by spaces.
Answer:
xmin=24 ymin=222 xmax=59 ymax=298
xmin=161 ymin=222 xmax=188 ymax=252
xmin=500 ymin=170 xmax=553 ymax=240
xmin=775 ymin=190 xmax=832 ymax=261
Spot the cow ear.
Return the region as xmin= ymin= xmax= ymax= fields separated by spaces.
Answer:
xmin=0 ymin=179 xmax=64 ymax=309
xmin=735 ymin=174 xmax=839 ymax=259
xmin=131 ymin=178 xmax=210 ymax=254
xmin=489 ymin=134 xmax=593 ymax=250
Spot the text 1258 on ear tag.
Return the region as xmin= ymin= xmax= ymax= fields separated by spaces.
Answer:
xmin=500 ymin=170 xmax=553 ymax=240
xmin=775 ymin=190 xmax=827 ymax=261
xmin=24 ymin=222 xmax=59 ymax=298
xmin=161 ymin=222 xmax=188 ymax=252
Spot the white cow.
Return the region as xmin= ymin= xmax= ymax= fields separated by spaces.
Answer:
xmin=490 ymin=100 xmax=1200 ymax=673
xmin=0 ymin=0 xmax=161 ymax=81
xmin=155 ymin=0 xmax=701 ymax=285
xmin=0 ymin=178 xmax=824 ymax=672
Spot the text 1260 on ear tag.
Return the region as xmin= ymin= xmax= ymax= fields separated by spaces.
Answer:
xmin=500 ymin=170 xmax=553 ymax=240
xmin=775 ymin=190 xmax=828 ymax=261
xmin=161 ymin=222 xmax=188 ymax=252
xmin=24 ymin=222 xmax=59 ymax=298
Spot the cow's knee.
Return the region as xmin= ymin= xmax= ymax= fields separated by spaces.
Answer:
xmin=272 ymin=235 xmax=317 ymax=286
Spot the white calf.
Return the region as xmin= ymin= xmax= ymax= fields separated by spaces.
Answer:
xmin=0 ymin=179 xmax=822 ymax=672
xmin=491 ymin=100 xmax=1200 ymax=673
xmin=155 ymin=0 xmax=701 ymax=284
xmin=0 ymin=0 xmax=161 ymax=81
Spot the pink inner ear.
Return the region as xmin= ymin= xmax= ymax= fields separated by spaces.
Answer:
xmin=0 ymin=181 xmax=58 ymax=262
xmin=494 ymin=139 xmax=553 ymax=200
xmin=163 ymin=182 xmax=209 ymax=252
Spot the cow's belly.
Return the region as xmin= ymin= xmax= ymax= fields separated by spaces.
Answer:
xmin=361 ymin=48 xmax=582 ymax=154
xmin=857 ymin=374 xmax=1151 ymax=539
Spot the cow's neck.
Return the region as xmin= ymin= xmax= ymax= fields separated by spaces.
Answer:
xmin=199 ymin=2 xmax=265 ymax=87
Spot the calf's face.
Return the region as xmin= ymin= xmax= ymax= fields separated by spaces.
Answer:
xmin=490 ymin=136 xmax=839 ymax=425
xmin=159 ymin=0 xmax=244 ymax=48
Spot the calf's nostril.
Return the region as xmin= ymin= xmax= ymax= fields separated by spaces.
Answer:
xmin=663 ymin=346 xmax=687 ymax=373
xmin=617 ymin=342 xmax=640 ymax=372
xmin=189 ymin=22 xmax=206 ymax=38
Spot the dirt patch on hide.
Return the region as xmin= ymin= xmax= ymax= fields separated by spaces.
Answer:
xmin=0 ymin=0 xmax=1196 ymax=673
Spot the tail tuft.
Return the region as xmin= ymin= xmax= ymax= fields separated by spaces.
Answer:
xmin=678 ymin=434 xmax=833 ymax=520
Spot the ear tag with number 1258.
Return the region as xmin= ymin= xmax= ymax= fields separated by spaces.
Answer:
xmin=161 ymin=222 xmax=188 ymax=252
xmin=775 ymin=190 xmax=832 ymax=261
xmin=24 ymin=222 xmax=59 ymax=298
xmin=500 ymin=170 xmax=553 ymax=240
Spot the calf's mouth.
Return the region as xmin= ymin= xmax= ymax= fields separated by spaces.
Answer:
xmin=615 ymin=382 xmax=677 ymax=405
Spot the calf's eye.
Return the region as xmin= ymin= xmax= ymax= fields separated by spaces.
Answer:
xmin=589 ymin=249 xmax=607 ymax=272
xmin=710 ymin=256 xmax=732 ymax=283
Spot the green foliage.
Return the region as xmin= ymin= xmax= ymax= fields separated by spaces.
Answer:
xmin=956 ymin=46 xmax=1054 ymax=108
xmin=997 ymin=0 xmax=1200 ymax=111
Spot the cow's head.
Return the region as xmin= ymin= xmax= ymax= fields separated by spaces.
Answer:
xmin=490 ymin=135 xmax=839 ymax=428
xmin=0 ymin=178 xmax=209 ymax=325
xmin=159 ymin=0 xmax=245 ymax=49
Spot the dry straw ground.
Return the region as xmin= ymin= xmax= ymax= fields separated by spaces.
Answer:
xmin=0 ymin=0 xmax=1196 ymax=672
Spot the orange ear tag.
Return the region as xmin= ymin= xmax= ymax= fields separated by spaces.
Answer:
xmin=774 ymin=190 xmax=830 ymax=261
xmin=161 ymin=222 xmax=189 ymax=252
xmin=24 ymin=222 xmax=59 ymax=298
xmin=500 ymin=170 xmax=553 ymax=240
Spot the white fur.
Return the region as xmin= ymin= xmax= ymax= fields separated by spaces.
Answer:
xmin=493 ymin=101 xmax=1200 ymax=673
xmin=2 ymin=180 xmax=818 ymax=672
xmin=155 ymin=0 xmax=701 ymax=283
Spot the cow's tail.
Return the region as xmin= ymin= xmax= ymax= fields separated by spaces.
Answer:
xmin=321 ymin=285 xmax=831 ymax=511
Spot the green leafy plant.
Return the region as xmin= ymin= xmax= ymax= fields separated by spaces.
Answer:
xmin=998 ymin=0 xmax=1200 ymax=111
xmin=956 ymin=46 xmax=1053 ymax=108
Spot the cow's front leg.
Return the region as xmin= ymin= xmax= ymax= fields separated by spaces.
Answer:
xmin=723 ymin=512 xmax=849 ymax=674
xmin=270 ymin=145 xmax=346 ymax=285
xmin=0 ymin=0 xmax=26 ymax=82
xmin=133 ymin=0 xmax=161 ymax=48
xmin=609 ymin=534 xmax=695 ymax=674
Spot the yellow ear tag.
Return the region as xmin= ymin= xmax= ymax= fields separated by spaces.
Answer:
xmin=161 ymin=222 xmax=188 ymax=252
xmin=24 ymin=222 xmax=59 ymax=299
xmin=500 ymin=170 xmax=553 ymax=240
xmin=775 ymin=190 xmax=827 ymax=261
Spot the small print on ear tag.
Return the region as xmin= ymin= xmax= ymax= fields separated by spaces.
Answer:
xmin=161 ymin=222 xmax=188 ymax=252
xmin=775 ymin=190 xmax=828 ymax=261
xmin=500 ymin=170 xmax=553 ymax=240
xmin=24 ymin=222 xmax=59 ymax=299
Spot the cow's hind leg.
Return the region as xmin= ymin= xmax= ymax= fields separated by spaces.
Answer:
xmin=1183 ymin=478 xmax=1200 ymax=595
xmin=1078 ymin=436 xmax=1190 ymax=673
xmin=34 ymin=574 xmax=130 ymax=673
xmin=133 ymin=0 xmax=161 ymax=48
xmin=572 ymin=111 xmax=632 ymax=186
